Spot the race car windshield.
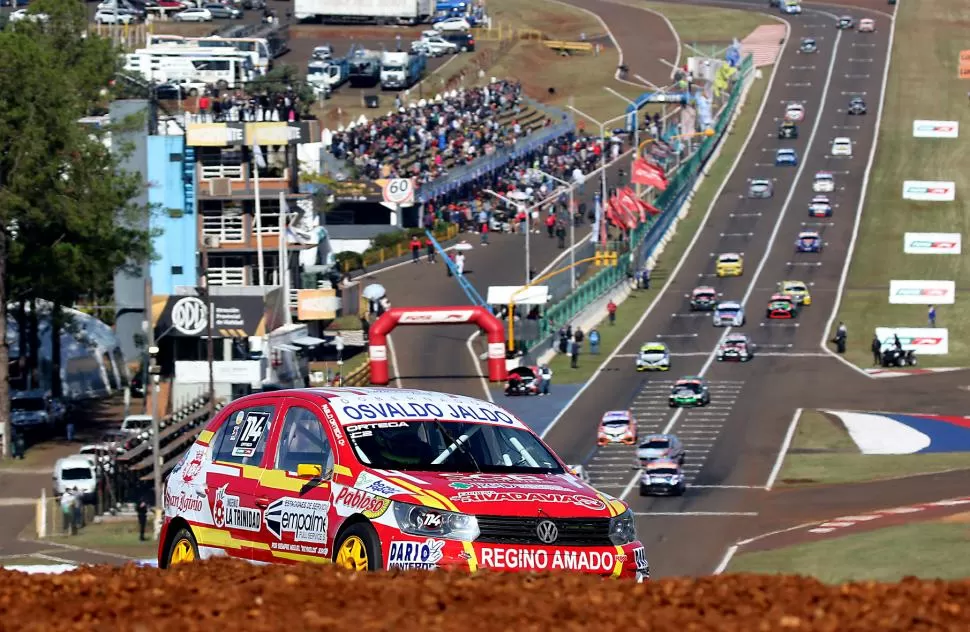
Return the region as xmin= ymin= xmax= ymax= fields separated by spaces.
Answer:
xmin=674 ymin=383 xmax=702 ymax=393
xmin=343 ymin=420 xmax=564 ymax=473
xmin=642 ymin=348 xmax=666 ymax=355
xmin=641 ymin=440 xmax=669 ymax=450
xmin=647 ymin=467 xmax=679 ymax=476
xmin=603 ymin=419 xmax=630 ymax=427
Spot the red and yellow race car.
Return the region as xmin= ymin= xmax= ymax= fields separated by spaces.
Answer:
xmin=158 ymin=388 xmax=648 ymax=581
xmin=766 ymin=293 xmax=798 ymax=319
xmin=598 ymin=410 xmax=638 ymax=446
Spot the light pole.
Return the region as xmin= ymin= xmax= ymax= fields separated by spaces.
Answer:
xmin=527 ymin=169 xmax=578 ymax=290
xmin=603 ymin=87 xmax=641 ymax=196
xmin=484 ymin=188 xmax=558 ymax=285
xmin=566 ymin=107 xmax=629 ymax=246
xmin=200 ymin=239 xmax=218 ymax=412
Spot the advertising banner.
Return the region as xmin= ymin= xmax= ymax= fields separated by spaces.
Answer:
xmin=888 ymin=280 xmax=955 ymax=305
xmin=875 ymin=327 xmax=949 ymax=355
xmin=903 ymin=233 xmax=961 ymax=255
xmin=186 ymin=122 xmax=244 ymax=147
xmin=912 ymin=120 xmax=959 ymax=139
xmin=902 ymin=181 xmax=956 ymax=202
xmin=297 ymin=289 xmax=340 ymax=321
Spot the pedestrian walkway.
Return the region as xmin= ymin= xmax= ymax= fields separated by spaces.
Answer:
xmin=740 ymin=25 xmax=787 ymax=67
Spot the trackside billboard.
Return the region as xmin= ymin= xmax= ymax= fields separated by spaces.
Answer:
xmin=902 ymin=181 xmax=956 ymax=202
xmin=903 ymin=233 xmax=962 ymax=255
xmin=889 ymin=280 xmax=955 ymax=305
xmin=876 ymin=327 xmax=949 ymax=355
xmin=912 ymin=120 xmax=959 ymax=139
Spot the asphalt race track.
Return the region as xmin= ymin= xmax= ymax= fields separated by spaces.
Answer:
xmin=535 ymin=0 xmax=970 ymax=578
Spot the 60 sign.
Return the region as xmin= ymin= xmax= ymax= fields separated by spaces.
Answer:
xmin=383 ymin=178 xmax=414 ymax=204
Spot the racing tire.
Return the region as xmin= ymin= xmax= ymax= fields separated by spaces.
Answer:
xmin=333 ymin=522 xmax=383 ymax=572
xmin=164 ymin=526 xmax=200 ymax=568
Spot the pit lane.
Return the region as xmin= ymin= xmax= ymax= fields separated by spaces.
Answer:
xmin=540 ymin=2 xmax=893 ymax=577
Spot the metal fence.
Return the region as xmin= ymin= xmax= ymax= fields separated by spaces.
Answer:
xmin=532 ymin=54 xmax=755 ymax=346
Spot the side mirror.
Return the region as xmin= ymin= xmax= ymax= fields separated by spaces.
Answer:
xmin=296 ymin=463 xmax=323 ymax=478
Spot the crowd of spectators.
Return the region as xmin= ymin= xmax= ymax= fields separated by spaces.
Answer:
xmin=328 ymin=80 xmax=534 ymax=184
xmin=171 ymin=87 xmax=307 ymax=124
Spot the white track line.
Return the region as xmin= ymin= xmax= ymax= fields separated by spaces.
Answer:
xmin=820 ymin=0 xmax=899 ymax=378
xmin=540 ymin=26 xmax=790 ymax=443
xmin=635 ymin=511 xmax=758 ymax=516
xmin=387 ymin=334 xmax=403 ymax=388
xmin=713 ymin=544 xmax=739 ymax=574
xmin=618 ymin=18 xmax=843 ymax=502
xmin=466 ymin=330 xmax=495 ymax=403
xmin=764 ymin=407 xmax=802 ymax=490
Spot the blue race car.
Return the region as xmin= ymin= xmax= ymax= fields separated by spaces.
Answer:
xmin=775 ymin=148 xmax=799 ymax=166
xmin=795 ymin=230 xmax=824 ymax=253
xmin=808 ymin=195 xmax=833 ymax=218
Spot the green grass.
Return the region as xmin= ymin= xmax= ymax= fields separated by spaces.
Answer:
xmin=777 ymin=409 xmax=970 ymax=486
xmin=837 ymin=0 xmax=970 ymax=368
xmin=45 ymin=521 xmax=157 ymax=558
xmin=728 ymin=521 xmax=970 ymax=583
xmin=644 ymin=1 xmax=776 ymax=43
xmin=548 ymin=68 xmax=772 ymax=382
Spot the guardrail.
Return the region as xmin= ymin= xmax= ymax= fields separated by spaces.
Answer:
xmin=532 ymin=54 xmax=754 ymax=345
xmin=542 ymin=41 xmax=594 ymax=54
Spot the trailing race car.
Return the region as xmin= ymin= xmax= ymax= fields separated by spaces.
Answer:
xmin=717 ymin=333 xmax=756 ymax=362
xmin=689 ymin=286 xmax=718 ymax=311
xmin=795 ymin=230 xmax=824 ymax=253
xmin=766 ymin=294 xmax=798 ymax=319
xmin=831 ymin=137 xmax=853 ymax=157
xmin=785 ymin=102 xmax=805 ymax=122
xmin=635 ymin=434 xmax=686 ymax=466
xmin=813 ymin=171 xmax=835 ymax=193
xmin=636 ymin=342 xmax=671 ymax=372
xmin=775 ymin=148 xmax=799 ymax=166
xmin=638 ymin=459 xmax=686 ymax=497
xmin=598 ymin=410 xmax=638 ymax=446
xmin=778 ymin=121 xmax=798 ymax=139
xmin=848 ymin=96 xmax=867 ymax=115
xmin=713 ymin=301 xmax=745 ymax=327
xmin=836 ymin=15 xmax=855 ymax=29
xmin=858 ymin=18 xmax=875 ymax=32
xmin=799 ymin=37 xmax=817 ymax=53
xmin=668 ymin=377 xmax=710 ymax=408
xmin=748 ymin=179 xmax=774 ymax=198
xmin=809 ymin=195 xmax=833 ymax=218
xmin=779 ymin=0 xmax=802 ymax=14
xmin=780 ymin=280 xmax=812 ymax=305
xmin=715 ymin=252 xmax=744 ymax=277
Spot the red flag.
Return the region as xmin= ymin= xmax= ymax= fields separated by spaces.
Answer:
xmin=637 ymin=197 xmax=661 ymax=216
xmin=606 ymin=197 xmax=631 ymax=229
xmin=618 ymin=188 xmax=643 ymax=226
xmin=631 ymin=158 xmax=668 ymax=190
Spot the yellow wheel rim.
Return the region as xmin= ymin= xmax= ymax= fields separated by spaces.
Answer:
xmin=334 ymin=535 xmax=369 ymax=571
xmin=170 ymin=537 xmax=196 ymax=565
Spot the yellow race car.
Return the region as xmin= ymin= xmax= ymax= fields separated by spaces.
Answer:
xmin=715 ymin=253 xmax=744 ymax=277
xmin=780 ymin=280 xmax=812 ymax=305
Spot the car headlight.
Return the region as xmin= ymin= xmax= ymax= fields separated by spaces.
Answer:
xmin=392 ymin=501 xmax=480 ymax=541
xmin=609 ymin=509 xmax=638 ymax=546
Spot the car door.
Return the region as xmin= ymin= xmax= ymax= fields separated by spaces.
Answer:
xmin=205 ymin=400 xmax=280 ymax=561
xmin=253 ymin=401 xmax=336 ymax=564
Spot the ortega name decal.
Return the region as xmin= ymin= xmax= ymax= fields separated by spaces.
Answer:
xmin=451 ymin=491 xmax=606 ymax=510
xmin=341 ymin=402 xmax=516 ymax=425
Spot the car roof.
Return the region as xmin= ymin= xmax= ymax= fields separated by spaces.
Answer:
xmin=786 ymin=102 xmax=804 ymax=108
xmin=602 ymin=410 xmax=632 ymax=420
xmin=770 ymin=293 xmax=793 ymax=301
xmin=676 ymin=376 xmax=704 ymax=384
xmin=642 ymin=433 xmax=673 ymax=442
xmin=718 ymin=252 xmax=740 ymax=259
xmin=693 ymin=286 xmax=716 ymax=293
xmin=860 ymin=18 xmax=873 ymax=23
xmin=716 ymin=301 xmax=742 ymax=309
xmin=57 ymin=455 xmax=94 ymax=466
xmin=641 ymin=341 xmax=668 ymax=349
xmin=802 ymin=37 xmax=815 ymax=42
xmin=777 ymin=148 xmax=796 ymax=153
xmin=833 ymin=137 xmax=851 ymax=143
xmin=751 ymin=179 xmax=771 ymax=185
xmin=815 ymin=171 xmax=833 ymax=177
xmin=725 ymin=333 xmax=748 ymax=342
xmin=799 ymin=231 xmax=820 ymax=238
xmin=782 ymin=280 xmax=808 ymax=288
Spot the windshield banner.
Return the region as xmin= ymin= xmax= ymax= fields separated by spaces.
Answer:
xmin=332 ymin=394 xmax=525 ymax=428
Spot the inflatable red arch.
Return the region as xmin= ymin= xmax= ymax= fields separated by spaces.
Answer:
xmin=368 ymin=306 xmax=508 ymax=385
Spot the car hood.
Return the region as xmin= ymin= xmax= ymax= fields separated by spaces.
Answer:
xmin=639 ymin=352 xmax=667 ymax=359
xmin=637 ymin=448 xmax=669 ymax=460
xmin=364 ymin=471 xmax=619 ymax=518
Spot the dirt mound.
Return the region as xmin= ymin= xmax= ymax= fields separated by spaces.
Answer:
xmin=2 ymin=559 xmax=970 ymax=630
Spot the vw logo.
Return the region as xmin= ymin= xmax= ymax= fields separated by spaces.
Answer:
xmin=535 ymin=519 xmax=559 ymax=544
xmin=171 ymin=296 xmax=208 ymax=336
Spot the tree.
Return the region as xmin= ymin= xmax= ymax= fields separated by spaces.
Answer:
xmin=0 ymin=0 xmax=152 ymax=457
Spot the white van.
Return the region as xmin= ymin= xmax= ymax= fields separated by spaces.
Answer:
xmin=53 ymin=456 xmax=98 ymax=503
xmin=120 ymin=414 xmax=153 ymax=436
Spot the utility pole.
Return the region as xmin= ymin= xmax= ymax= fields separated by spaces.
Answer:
xmin=202 ymin=242 xmax=217 ymax=412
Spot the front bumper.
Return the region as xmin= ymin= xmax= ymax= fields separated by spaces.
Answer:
xmin=636 ymin=361 xmax=669 ymax=371
xmin=599 ymin=435 xmax=636 ymax=446
xmin=718 ymin=353 xmax=749 ymax=361
xmin=640 ymin=483 xmax=685 ymax=496
xmin=669 ymin=398 xmax=702 ymax=407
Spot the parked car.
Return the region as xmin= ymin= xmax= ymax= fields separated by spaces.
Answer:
xmin=432 ymin=16 xmax=471 ymax=31
xmin=441 ymin=32 xmax=476 ymax=52
xmin=94 ymin=8 xmax=137 ymax=24
xmin=173 ymin=7 xmax=212 ymax=21
xmin=53 ymin=455 xmax=98 ymax=504
xmin=202 ymin=2 xmax=242 ymax=18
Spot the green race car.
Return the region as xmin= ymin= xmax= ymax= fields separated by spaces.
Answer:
xmin=668 ymin=377 xmax=711 ymax=408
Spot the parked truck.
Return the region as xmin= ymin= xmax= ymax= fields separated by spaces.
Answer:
xmin=307 ymin=56 xmax=349 ymax=92
xmin=294 ymin=0 xmax=434 ymax=25
xmin=348 ymin=48 xmax=383 ymax=87
xmin=380 ymin=51 xmax=426 ymax=90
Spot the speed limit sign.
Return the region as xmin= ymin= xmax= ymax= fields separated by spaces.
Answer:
xmin=382 ymin=178 xmax=415 ymax=205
